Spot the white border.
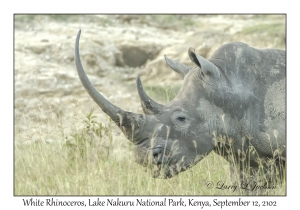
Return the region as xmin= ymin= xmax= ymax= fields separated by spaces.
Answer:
xmin=2 ymin=0 xmax=299 ymax=209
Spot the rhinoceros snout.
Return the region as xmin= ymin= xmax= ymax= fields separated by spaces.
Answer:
xmin=152 ymin=146 xmax=171 ymax=165
xmin=148 ymin=146 xmax=176 ymax=178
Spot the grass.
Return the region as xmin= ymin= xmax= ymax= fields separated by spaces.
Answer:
xmin=14 ymin=135 xmax=236 ymax=195
xmin=143 ymin=84 xmax=182 ymax=104
xmin=147 ymin=15 xmax=197 ymax=31
xmin=238 ymin=22 xmax=286 ymax=48
xmin=15 ymin=106 xmax=286 ymax=196
xmin=241 ymin=23 xmax=285 ymax=37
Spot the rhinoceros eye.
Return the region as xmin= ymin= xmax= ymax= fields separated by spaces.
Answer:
xmin=172 ymin=111 xmax=191 ymax=128
xmin=177 ymin=116 xmax=186 ymax=122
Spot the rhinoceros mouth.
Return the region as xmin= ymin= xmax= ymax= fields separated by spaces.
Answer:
xmin=145 ymin=143 xmax=195 ymax=178
xmin=138 ymin=146 xmax=177 ymax=178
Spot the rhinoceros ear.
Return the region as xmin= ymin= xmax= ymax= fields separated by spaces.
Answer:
xmin=188 ymin=47 xmax=220 ymax=80
xmin=164 ymin=55 xmax=192 ymax=79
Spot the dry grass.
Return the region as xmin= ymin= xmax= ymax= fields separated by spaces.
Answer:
xmin=14 ymin=109 xmax=286 ymax=196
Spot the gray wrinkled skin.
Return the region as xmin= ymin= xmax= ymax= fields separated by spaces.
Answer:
xmin=75 ymin=30 xmax=286 ymax=179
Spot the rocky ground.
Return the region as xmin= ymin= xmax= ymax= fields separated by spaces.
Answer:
xmin=14 ymin=14 xmax=285 ymax=144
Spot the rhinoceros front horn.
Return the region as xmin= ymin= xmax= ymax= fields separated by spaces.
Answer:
xmin=75 ymin=30 xmax=144 ymax=142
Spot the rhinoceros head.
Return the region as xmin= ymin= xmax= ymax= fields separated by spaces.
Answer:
xmin=75 ymin=30 xmax=227 ymax=178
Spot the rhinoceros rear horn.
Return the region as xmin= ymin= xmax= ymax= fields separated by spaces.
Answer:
xmin=164 ymin=55 xmax=191 ymax=79
xmin=136 ymin=76 xmax=164 ymax=115
xmin=75 ymin=30 xmax=144 ymax=142
xmin=188 ymin=47 xmax=220 ymax=80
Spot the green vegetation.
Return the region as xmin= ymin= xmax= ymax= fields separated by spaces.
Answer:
xmin=15 ymin=109 xmax=286 ymax=195
xmin=15 ymin=139 xmax=233 ymax=195
xmin=239 ymin=22 xmax=285 ymax=48
xmin=241 ymin=23 xmax=285 ymax=37
xmin=143 ymin=84 xmax=182 ymax=103
xmin=151 ymin=15 xmax=195 ymax=25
